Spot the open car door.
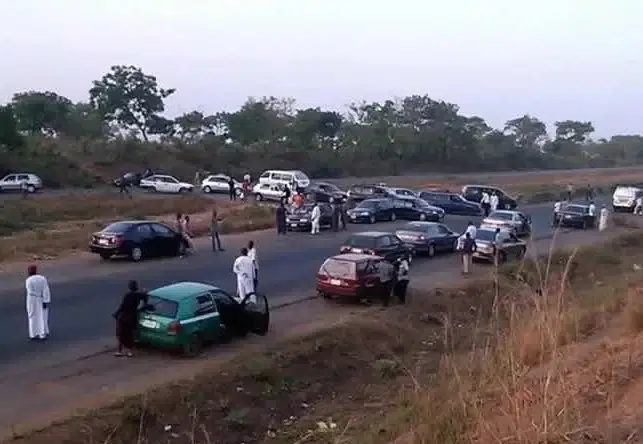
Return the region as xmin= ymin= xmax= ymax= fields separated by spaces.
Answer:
xmin=242 ymin=293 xmax=270 ymax=336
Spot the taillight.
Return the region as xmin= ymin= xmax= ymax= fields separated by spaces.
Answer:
xmin=317 ymin=273 xmax=329 ymax=281
xmin=363 ymin=249 xmax=375 ymax=255
xmin=167 ymin=321 xmax=181 ymax=335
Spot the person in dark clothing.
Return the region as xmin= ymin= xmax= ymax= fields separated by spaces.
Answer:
xmin=112 ymin=280 xmax=148 ymax=357
xmin=210 ymin=206 xmax=224 ymax=252
xmin=340 ymin=201 xmax=348 ymax=230
xmin=331 ymin=199 xmax=340 ymax=231
xmin=228 ymin=177 xmax=236 ymax=201
xmin=283 ymin=184 xmax=291 ymax=202
xmin=378 ymin=260 xmax=396 ymax=306
xmin=585 ymin=184 xmax=594 ymax=201
xmin=461 ymin=232 xmax=477 ymax=274
xmin=276 ymin=201 xmax=287 ymax=234
xmin=393 ymin=255 xmax=410 ymax=303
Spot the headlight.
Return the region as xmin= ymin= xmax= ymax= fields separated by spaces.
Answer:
xmin=360 ymin=212 xmax=370 ymax=216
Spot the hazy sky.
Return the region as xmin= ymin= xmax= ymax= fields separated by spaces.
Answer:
xmin=1 ymin=0 xmax=641 ymax=137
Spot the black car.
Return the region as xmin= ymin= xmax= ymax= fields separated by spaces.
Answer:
xmin=89 ymin=220 xmax=187 ymax=261
xmin=306 ymin=182 xmax=347 ymax=203
xmin=461 ymin=185 xmax=518 ymax=210
xmin=392 ymin=197 xmax=445 ymax=221
xmin=346 ymin=184 xmax=392 ymax=203
xmin=394 ymin=222 xmax=459 ymax=257
xmin=555 ymin=203 xmax=596 ymax=229
xmin=339 ymin=231 xmax=412 ymax=262
xmin=347 ymin=198 xmax=396 ymax=223
xmin=286 ymin=203 xmax=333 ymax=231
xmin=419 ymin=191 xmax=483 ymax=216
xmin=112 ymin=169 xmax=154 ymax=188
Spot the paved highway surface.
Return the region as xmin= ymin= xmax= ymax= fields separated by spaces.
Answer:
xmin=0 ymin=198 xmax=605 ymax=369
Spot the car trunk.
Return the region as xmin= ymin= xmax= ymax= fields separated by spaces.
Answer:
xmin=395 ymin=230 xmax=425 ymax=242
xmin=137 ymin=297 xmax=180 ymax=345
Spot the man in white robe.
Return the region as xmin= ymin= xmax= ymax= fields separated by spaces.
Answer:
xmin=247 ymin=240 xmax=259 ymax=290
xmin=311 ymin=202 xmax=321 ymax=234
xmin=233 ymin=248 xmax=256 ymax=304
xmin=25 ymin=264 xmax=51 ymax=340
xmin=490 ymin=192 xmax=499 ymax=212
xmin=599 ymin=206 xmax=609 ymax=231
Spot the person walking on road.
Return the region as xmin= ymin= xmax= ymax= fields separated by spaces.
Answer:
xmin=25 ymin=264 xmax=51 ymax=340
xmin=588 ymin=201 xmax=597 ymax=228
xmin=566 ymin=183 xmax=574 ymax=201
xmin=460 ymin=232 xmax=477 ymax=275
xmin=228 ymin=176 xmax=237 ymax=201
xmin=585 ymin=184 xmax=594 ymax=201
xmin=553 ymin=200 xmax=562 ymax=226
xmin=490 ymin=192 xmax=499 ymax=212
xmin=233 ymin=248 xmax=256 ymax=303
xmin=634 ymin=196 xmax=643 ymax=215
xmin=481 ymin=191 xmax=491 ymax=217
xmin=311 ymin=202 xmax=321 ymax=234
xmin=112 ymin=280 xmax=148 ymax=357
xmin=599 ymin=206 xmax=609 ymax=231
xmin=276 ymin=201 xmax=287 ymax=235
xmin=210 ymin=206 xmax=224 ymax=252
xmin=248 ymin=240 xmax=259 ymax=291
xmin=393 ymin=255 xmax=410 ymax=304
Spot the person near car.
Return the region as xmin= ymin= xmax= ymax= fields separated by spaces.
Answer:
xmin=492 ymin=227 xmax=502 ymax=267
xmin=393 ymin=256 xmax=410 ymax=304
xmin=481 ymin=191 xmax=491 ymax=217
xmin=283 ymin=184 xmax=291 ymax=202
xmin=311 ymin=202 xmax=321 ymax=234
xmin=21 ymin=180 xmax=29 ymax=198
xmin=244 ymin=173 xmax=251 ymax=183
xmin=181 ymin=215 xmax=195 ymax=252
xmin=331 ymin=199 xmax=341 ymax=231
xmin=194 ymin=171 xmax=201 ymax=188
xmin=276 ymin=201 xmax=287 ymax=235
xmin=585 ymin=184 xmax=594 ymax=201
xmin=227 ymin=176 xmax=236 ymax=201
xmin=340 ymin=201 xmax=348 ymax=230
xmin=566 ymin=183 xmax=574 ymax=201
xmin=634 ymin=196 xmax=643 ymax=215
xmin=466 ymin=221 xmax=477 ymax=239
xmin=233 ymin=247 xmax=256 ymax=303
xmin=112 ymin=280 xmax=148 ymax=357
xmin=553 ymin=200 xmax=562 ymax=226
xmin=460 ymin=232 xmax=477 ymax=275
xmin=242 ymin=179 xmax=249 ymax=201
xmin=599 ymin=206 xmax=609 ymax=231
xmin=25 ymin=264 xmax=51 ymax=340
xmin=210 ymin=206 xmax=224 ymax=252
xmin=118 ymin=176 xmax=132 ymax=198
xmin=248 ymin=240 xmax=259 ymax=290
xmin=588 ymin=201 xmax=597 ymax=227
xmin=490 ymin=192 xmax=499 ymax=212
xmin=378 ymin=260 xmax=396 ymax=306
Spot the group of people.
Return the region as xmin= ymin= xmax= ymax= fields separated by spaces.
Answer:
xmin=552 ymin=199 xmax=609 ymax=231
xmin=274 ymin=197 xmax=349 ymax=235
xmin=479 ymin=191 xmax=501 ymax=217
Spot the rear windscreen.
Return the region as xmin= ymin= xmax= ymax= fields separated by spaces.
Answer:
xmin=321 ymin=259 xmax=356 ymax=279
xmin=344 ymin=235 xmax=378 ymax=248
xmin=144 ymin=295 xmax=179 ymax=318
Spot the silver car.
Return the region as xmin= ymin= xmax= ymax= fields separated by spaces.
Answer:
xmin=480 ymin=210 xmax=532 ymax=237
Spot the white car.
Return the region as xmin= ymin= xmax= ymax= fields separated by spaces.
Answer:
xmin=0 ymin=173 xmax=42 ymax=193
xmin=253 ymin=183 xmax=286 ymax=202
xmin=140 ymin=175 xmax=194 ymax=194
xmin=387 ymin=187 xmax=418 ymax=198
xmin=201 ymin=174 xmax=242 ymax=195
xmin=612 ymin=186 xmax=643 ymax=212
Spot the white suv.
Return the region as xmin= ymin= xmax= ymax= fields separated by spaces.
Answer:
xmin=0 ymin=173 xmax=43 ymax=193
xmin=258 ymin=170 xmax=310 ymax=189
xmin=139 ymin=175 xmax=194 ymax=194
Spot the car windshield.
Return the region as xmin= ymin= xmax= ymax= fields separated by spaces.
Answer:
xmin=102 ymin=222 xmax=134 ymax=233
xmin=144 ymin=295 xmax=179 ymax=318
xmin=344 ymin=235 xmax=378 ymax=248
xmin=565 ymin=205 xmax=588 ymax=213
xmin=294 ymin=171 xmax=308 ymax=180
xmin=321 ymin=258 xmax=356 ymax=279
xmin=414 ymin=199 xmax=432 ymax=209
xmin=488 ymin=212 xmax=513 ymax=221
xmin=476 ymin=230 xmax=498 ymax=242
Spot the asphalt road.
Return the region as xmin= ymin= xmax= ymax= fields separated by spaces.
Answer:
xmin=0 ymin=198 xmax=604 ymax=369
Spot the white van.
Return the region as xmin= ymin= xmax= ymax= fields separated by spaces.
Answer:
xmin=258 ymin=170 xmax=311 ymax=189
xmin=612 ymin=186 xmax=643 ymax=212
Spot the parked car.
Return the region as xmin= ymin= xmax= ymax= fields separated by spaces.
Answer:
xmin=339 ymin=231 xmax=412 ymax=262
xmin=89 ymin=220 xmax=187 ymax=261
xmin=0 ymin=173 xmax=42 ymax=193
xmin=112 ymin=169 xmax=154 ymax=188
xmin=201 ymin=174 xmax=242 ymax=195
xmin=253 ymin=183 xmax=286 ymax=202
xmin=472 ymin=228 xmax=527 ymax=263
xmin=139 ymin=175 xmax=194 ymax=193
xmin=136 ymin=282 xmax=269 ymax=357
xmin=612 ymin=186 xmax=643 ymax=212
xmin=461 ymin=185 xmax=518 ymax=210
xmin=286 ymin=203 xmax=333 ymax=231
xmin=346 ymin=184 xmax=392 ymax=202
xmin=258 ymin=169 xmax=310 ymax=190
xmin=306 ymin=181 xmax=347 ymax=202
xmin=392 ymin=197 xmax=445 ymax=221
xmin=480 ymin=210 xmax=532 ymax=237
xmin=346 ymin=198 xmax=396 ymax=223
xmin=555 ymin=203 xmax=596 ymax=229
xmin=394 ymin=222 xmax=459 ymax=257
xmin=316 ymin=253 xmax=392 ymax=301
xmin=386 ymin=187 xmax=418 ymax=198
xmin=418 ymin=191 xmax=483 ymax=216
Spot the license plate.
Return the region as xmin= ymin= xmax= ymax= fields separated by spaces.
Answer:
xmin=140 ymin=319 xmax=158 ymax=329
xmin=351 ymin=248 xmax=363 ymax=253
xmin=330 ymin=279 xmax=341 ymax=285
xmin=291 ymin=223 xmax=298 ymax=227
xmin=98 ymin=239 xmax=108 ymax=245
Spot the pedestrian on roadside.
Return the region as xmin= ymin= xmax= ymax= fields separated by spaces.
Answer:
xmin=341 ymin=201 xmax=348 ymax=230
xmin=481 ymin=191 xmax=491 ymax=217
xmin=248 ymin=240 xmax=259 ymax=290
xmin=233 ymin=248 xmax=256 ymax=303
xmin=21 ymin=180 xmax=29 ymax=198
xmin=112 ymin=280 xmax=148 ymax=357
xmin=210 ymin=206 xmax=224 ymax=252
xmin=331 ymin=198 xmax=341 ymax=231
xmin=228 ymin=176 xmax=236 ymax=201
xmin=25 ymin=264 xmax=51 ymax=340
xmin=553 ymin=200 xmax=562 ymax=226
xmin=566 ymin=183 xmax=574 ymax=201
xmin=599 ymin=206 xmax=609 ymax=231
xmin=181 ymin=215 xmax=195 ymax=252
xmin=492 ymin=227 xmax=502 ymax=267
xmin=634 ymin=196 xmax=643 ymax=215
xmin=283 ymin=184 xmax=291 ymax=203
xmin=194 ymin=171 xmax=201 ymax=188
xmin=393 ymin=255 xmax=410 ymax=304
xmin=588 ymin=201 xmax=597 ymax=228
xmin=460 ymin=232 xmax=477 ymax=275
xmin=585 ymin=184 xmax=594 ymax=201
xmin=276 ymin=200 xmax=287 ymax=235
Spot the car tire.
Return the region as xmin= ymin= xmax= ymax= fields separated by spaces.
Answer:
xmin=427 ymin=244 xmax=435 ymax=257
xmin=178 ymin=188 xmax=188 ymax=193
xmin=130 ymin=246 xmax=143 ymax=262
xmin=390 ymin=212 xmax=396 ymax=222
xmin=203 ymin=186 xmax=212 ymax=193
xmin=27 ymin=185 xmax=35 ymax=193
xmin=319 ymin=291 xmax=331 ymax=299
xmin=369 ymin=215 xmax=376 ymax=224
xmin=419 ymin=213 xmax=427 ymax=221
xmin=99 ymin=252 xmax=112 ymax=260
xmin=255 ymin=193 xmax=263 ymax=202
xmin=152 ymin=186 xmax=159 ymax=193
xmin=183 ymin=333 xmax=203 ymax=358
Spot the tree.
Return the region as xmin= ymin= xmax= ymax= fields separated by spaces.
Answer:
xmin=11 ymin=91 xmax=72 ymax=135
xmin=504 ymin=114 xmax=548 ymax=149
xmin=89 ymin=65 xmax=175 ymax=141
xmin=173 ymin=111 xmax=219 ymax=142
xmin=63 ymin=102 xmax=110 ymax=139
xmin=0 ymin=105 xmax=24 ymax=150
xmin=554 ymin=120 xmax=595 ymax=144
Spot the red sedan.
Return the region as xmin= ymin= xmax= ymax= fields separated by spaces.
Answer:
xmin=316 ymin=253 xmax=392 ymax=301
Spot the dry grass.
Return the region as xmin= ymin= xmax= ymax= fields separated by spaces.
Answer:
xmin=11 ymin=231 xmax=643 ymax=444
xmin=0 ymin=195 xmax=275 ymax=262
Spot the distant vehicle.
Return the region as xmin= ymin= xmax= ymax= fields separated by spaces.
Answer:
xmin=139 ymin=175 xmax=194 ymax=194
xmin=461 ymin=185 xmax=518 ymax=210
xmin=555 ymin=203 xmax=596 ymax=229
xmin=136 ymin=282 xmax=269 ymax=357
xmin=612 ymin=186 xmax=643 ymax=212
xmin=418 ymin=191 xmax=483 ymax=216
xmin=339 ymin=231 xmax=412 ymax=262
xmin=258 ymin=170 xmax=310 ymax=190
xmin=112 ymin=169 xmax=154 ymax=188
xmin=306 ymin=182 xmax=347 ymax=202
xmin=201 ymin=174 xmax=242 ymax=195
xmin=472 ymin=228 xmax=527 ymax=263
xmin=347 ymin=198 xmax=396 ymax=223
xmin=253 ymin=183 xmax=286 ymax=202
xmin=0 ymin=173 xmax=42 ymax=193
xmin=386 ymin=187 xmax=418 ymax=199
xmin=395 ymin=222 xmax=459 ymax=257
xmin=316 ymin=253 xmax=391 ymax=301
xmin=89 ymin=220 xmax=187 ymax=261
xmin=480 ymin=210 xmax=532 ymax=237
xmin=286 ymin=202 xmax=333 ymax=231
xmin=346 ymin=184 xmax=392 ymax=202
xmin=392 ymin=197 xmax=445 ymax=221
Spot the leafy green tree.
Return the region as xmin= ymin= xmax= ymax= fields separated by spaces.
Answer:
xmin=89 ymin=65 xmax=175 ymax=141
xmin=504 ymin=114 xmax=548 ymax=149
xmin=173 ymin=111 xmax=219 ymax=142
xmin=0 ymin=105 xmax=24 ymax=150
xmin=63 ymin=102 xmax=110 ymax=139
xmin=554 ymin=120 xmax=595 ymax=144
xmin=11 ymin=91 xmax=72 ymax=135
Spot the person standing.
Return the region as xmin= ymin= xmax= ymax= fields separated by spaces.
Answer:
xmin=585 ymin=184 xmax=594 ymax=201
xmin=588 ymin=201 xmax=597 ymax=228
xmin=248 ymin=240 xmax=259 ymax=290
xmin=634 ymin=195 xmax=643 ymax=215
xmin=393 ymin=255 xmax=410 ymax=304
xmin=566 ymin=183 xmax=574 ymax=201
xmin=194 ymin=171 xmax=201 ymax=188
xmin=340 ymin=201 xmax=348 ymax=230
xmin=181 ymin=215 xmax=195 ymax=252
xmin=112 ymin=280 xmax=148 ymax=357
xmin=492 ymin=227 xmax=502 ymax=267
xmin=599 ymin=206 xmax=609 ymax=231
xmin=480 ymin=191 xmax=491 ymax=217
xmin=233 ymin=248 xmax=256 ymax=303
xmin=25 ymin=264 xmax=51 ymax=340
xmin=276 ymin=201 xmax=287 ymax=235
xmin=331 ymin=199 xmax=341 ymax=231
xmin=460 ymin=232 xmax=477 ymax=275
xmin=553 ymin=200 xmax=562 ymax=226
xmin=490 ymin=192 xmax=499 ymax=213
xmin=210 ymin=206 xmax=224 ymax=252
xmin=311 ymin=202 xmax=321 ymax=235
xmin=283 ymin=184 xmax=291 ymax=203
xmin=228 ymin=176 xmax=236 ymax=201
xmin=465 ymin=220 xmax=477 ymax=239
xmin=377 ymin=260 xmax=395 ymax=306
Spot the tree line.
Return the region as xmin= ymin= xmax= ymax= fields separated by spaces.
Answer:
xmin=1 ymin=65 xmax=642 ymax=186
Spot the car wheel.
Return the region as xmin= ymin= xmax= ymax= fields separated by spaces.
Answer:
xmin=178 ymin=188 xmax=187 ymax=193
xmin=27 ymin=185 xmax=35 ymax=193
xmin=255 ymin=193 xmax=263 ymax=202
xmin=130 ymin=246 xmax=143 ymax=262
xmin=203 ymin=186 xmax=212 ymax=193
xmin=182 ymin=333 xmax=203 ymax=358
xmin=419 ymin=213 xmax=427 ymax=221
xmin=427 ymin=244 xmax=435 ymax=257
xmin=369 ymin=215 xmax=376 ymax=224
xmin=390 ymin=212 xmax=396 ymax=222
xmin=153 ymin=186 xmax=159 ymax=193
xmin=99 ymin=252 xmax=112 ymax=260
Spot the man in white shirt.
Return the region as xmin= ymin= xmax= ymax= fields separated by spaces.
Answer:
xmin=232 ymin=248 xmax=256 ymax=304
xmin=247 ymin=240 xmax=258 ymax=290
xmin=553 ymin=200 xmax=562 ymax=226
xmin=25 ymin=264 xmax=51 ymax=340
xmin=634 ymin=196 xmax=643 ymax=215
xmin=311 ymin=202 xmax=321 ymax=234
xmin=599 ymin=206 xmax=609 ymax=231
xmin=465 ymin=221 xmax=477 ymax=239
xmin=480 ymin=192 xmax=491 ymax=217
xmin=588 ymin=201 xmax=597 ymax=228
xmin=490 ymin=193 xmax=499 ymax=212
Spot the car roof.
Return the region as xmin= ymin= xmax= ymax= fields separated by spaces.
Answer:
xmin=464 ymin=184 xmax=503 ymax=190
xmin=149 ymin=282 xmax=219 ymax=301
xmin=359 ymin=198 xmax=389 ymax=203
xmin=106 ymin=220 xmax=152 ymax=226
xmin=349 ymin=231 xmax=390 ymax=238
xmin=403 ymin=221 xmax=440 ymax=227
xmin=331 ymin=253 xmax=383 ymax=261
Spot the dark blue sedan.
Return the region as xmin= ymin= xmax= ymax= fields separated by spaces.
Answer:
xmin=418 ymin=191 xmax=482 ymax=216
xmin=394 ymin=222 xmax=460 ymax=257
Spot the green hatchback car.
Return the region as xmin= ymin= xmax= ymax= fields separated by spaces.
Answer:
xmin=135 ymin=281 xmax=270 ymax=357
